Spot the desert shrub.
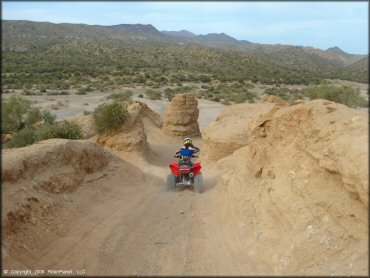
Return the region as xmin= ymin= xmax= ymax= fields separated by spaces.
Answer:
xmin=107 ymin=90 xmax=133 ymax=103
xmin=35 ymin=124 xmax=58 ymax=141
xmin=25 ymin=107 xmax=43 ymax=127
xmin=76 ymin=88 xmax=87 ymax=95
xmin=2 ymin=95 xmax=31 ymax=133
xmin=245 ymin=82 xmax=255 ymax=89
xmin=34 ymin=121 xmax=82 ymax=142
xmin=138 ymin=94 xmax=144 ymax=98
xmin=303 ymin=85 xmax=368 ymax=108
xmin=198 ymin=74 xmax=211 ymax=83
xmin=42 ymin=110 xmax=56 ymax=125
xmin=93 ymin=101 xmax=129 ymax=134
xmin=22 ymin=89 xmax=35 ymax=95
xmin=145 ymin=89 xmax=161 ymax=100
xmin=6 ymin=127 xmax=36 ymax=148
xmin=263 ymin=87 xmax=304 ymax=101
xmin=46 ymin=91 xmax=60 ymax=96
xmin=232 ymin=93 xmax=248 ymax=103
xmin=164 ymin=88 xmax=176 ymax=101
xmin=55 ymin=121 xmax=83 ymax=139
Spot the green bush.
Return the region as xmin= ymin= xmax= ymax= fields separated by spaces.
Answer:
xmin=138 ymin=94 xmax=144 ymax=98
xmin=2 ymin=95 xmax=31 ymax=133
xmin=145 ymin=89 xmax=161 ymax=100
xmin=93 ymin=101 xmax=129 ymax=134
xmin=304 ymin=85 xmax=368 ymax=108
xmin=34 ymin=121 xmax=82 ymax=142
xmin=76 ymin=88 xmax=87 ymax=95
xmin=263 ymin=87 xmax=303 ymax=101
xmin=107 ymin=90 xmax=132 ymax=102
xmin=6 ymin=127 xmax=36 ymax=148
xmin=24 ymin=107 xmax=43 ymax=127
xmin=35 ymin=124 xmax=58 ymax=141
xmin=55 ymin=121 xmax=83 ymax=139
xmin=42 ymin=110 xmax=56 ymax=125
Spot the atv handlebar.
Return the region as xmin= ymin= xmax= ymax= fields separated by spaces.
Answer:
xmin=174 ymin=155 xmax=198 ymax=158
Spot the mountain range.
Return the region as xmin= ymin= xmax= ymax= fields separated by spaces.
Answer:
xmin=2 ymin=20 xmax=368 ymax=83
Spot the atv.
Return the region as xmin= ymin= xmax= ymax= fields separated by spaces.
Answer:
xmin=167 ymin=148 xmax=203 ymax=193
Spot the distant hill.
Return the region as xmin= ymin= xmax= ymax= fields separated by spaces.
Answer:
xmin=1 ymin=20 xmax=368 ymax=83
xmin=326 ymin=46 xmax=350 ymax=56
xmin=162 ymin=30 xmax=197 ymax=38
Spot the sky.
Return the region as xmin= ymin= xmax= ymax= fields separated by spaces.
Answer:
xmin=2 ymin=1 xmax=369 ymax=54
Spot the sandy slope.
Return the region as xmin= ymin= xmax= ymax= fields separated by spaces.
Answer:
xmin=1 ymin=101 xmax=230 ymax=276
xmin=1 ymin=135 xmax=258 ymax=275
xmin=2 ymin=99 xmax=368 ymax=276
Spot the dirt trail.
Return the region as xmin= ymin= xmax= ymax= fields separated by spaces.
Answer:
xmin=32 ymin=128 xmax=246 ymax=275
xmin=3 ymin=99 xmax=367 ymax=276
xmin=3 ymin=103 xmax=249 ymax=276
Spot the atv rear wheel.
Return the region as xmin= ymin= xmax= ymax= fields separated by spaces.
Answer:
xmin=194 ymin=172 xmax=203 ymax=193
xmin=167 ymin=173 xmax=176 ymax=191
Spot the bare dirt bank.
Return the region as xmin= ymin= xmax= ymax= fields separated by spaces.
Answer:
xmin=2 ymin=99 xmax=368 ymax=276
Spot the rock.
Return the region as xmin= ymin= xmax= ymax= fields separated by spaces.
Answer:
xmin=162 ymin=93 xmax=200 ymax=137
xmin=134 ymin=101 xmax=162 ymax=128
xmin=261 ymin=94 xmax=287 ymax=106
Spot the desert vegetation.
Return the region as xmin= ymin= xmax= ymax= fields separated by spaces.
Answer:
xmin=262 ymin=84 xmax=368 ymax=108
xmin=2 ymin=96 xmax=83 ymax=148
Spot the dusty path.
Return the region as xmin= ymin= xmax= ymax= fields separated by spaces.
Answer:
xmin=4 ymin=98 xmax=367 ymax=275
xmin=7 ymin=124 xmax=257 ymax=276
xmin=3 ymin=101 xmax=264 ymax=276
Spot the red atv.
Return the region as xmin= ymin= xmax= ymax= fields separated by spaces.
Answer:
xmin=167 ymin=148 xmax=203 ymax=193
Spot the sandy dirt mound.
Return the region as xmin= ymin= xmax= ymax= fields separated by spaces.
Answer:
xmin=211 ymin=99 xmax=368 ymax=275
xmin=76 ymin=100 xmax=161 ymax=140
xmin=2 ymin=139 xmax=111 ymax=237
xmin=162 ymin=93 xmax=201 ymax=137
xmin=2 ymin=98 xmax=367 ymax=276
xmin=261 ymin=94 xmax=287 ymax=106
xmin=74 ymin=114 xmax=96 ymax=138
xmin=134 ymin=100 xmax=163 ymax=128
xmin=97 ymin=102 xmax=151 ymax=153
xmin=201 ymin=103 xmax=275 ymax=163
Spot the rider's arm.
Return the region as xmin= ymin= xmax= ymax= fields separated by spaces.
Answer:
xmin=190 ymin=144 xmax=200 ymax=153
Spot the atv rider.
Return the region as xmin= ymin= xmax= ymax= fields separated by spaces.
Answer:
xmin=175 ymin=137 xmax=200 ymax=166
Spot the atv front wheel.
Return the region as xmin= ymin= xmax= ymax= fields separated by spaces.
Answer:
xmin=194 ymin=172 xmax=203 ymax=193
xmin=167 ymin=173 xmax=176 ymax=191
